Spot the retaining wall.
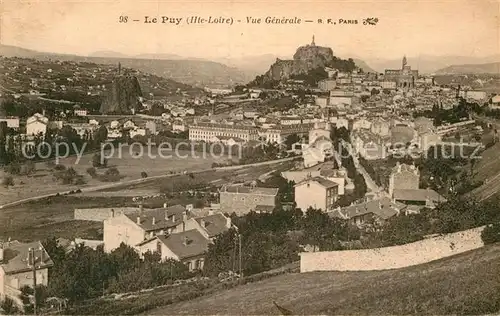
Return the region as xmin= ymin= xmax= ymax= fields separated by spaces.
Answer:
xmin=300 ymin=226 xmax=485 ymax=272
xmin=74 ymin=207 xmax=140 ymax=222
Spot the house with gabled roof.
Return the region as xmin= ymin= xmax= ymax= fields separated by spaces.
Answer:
xmin=103 ymin=204 xmax=231 ymax=270
xmin=0 ymin=241 xmax=53 ymax=306
xmin=329 ymin=197 xmax=406 ymax=228
xmin=294 ymin=176 xmax=339 ymax=212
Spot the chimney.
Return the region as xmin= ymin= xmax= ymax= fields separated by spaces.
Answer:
xmin=27 ymin=248 xmax=34 ymax=266
xmin=163 ymin=202 xmax=168 ymax=208
xmin=171 ymin=215 xmax=176 ymax=222
xmin=39 ymin=246 xmax=44 ymax=264
xmin=111 ymin=208 xmax=115 ymax=218
xmin=152 ymin=217 xmax=156 ymax=226
xmin=136 ymin=216 xmax=141 ymax=224
xmin=183 ymin=236 xmax=189 ymax=246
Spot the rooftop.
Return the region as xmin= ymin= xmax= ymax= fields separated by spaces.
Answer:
xmin=1 ymin=241 xmax=54 ymax=274
xmin=296 ymin=176 xmax=339 ymax=189
xmin=195 ymin=213 xmax=230 ymax=238
xmin=393 ymin=188 xmax=446 ymax=203
xmin=221 ymin=185 xmax=279 ymax=196
xmin=124 ymin=205 xmax=187 ymax=232
xmin=331 ymin=197 xmax=406 ymax=220
xmin=157 ymin=229 xmax=210 ymax=260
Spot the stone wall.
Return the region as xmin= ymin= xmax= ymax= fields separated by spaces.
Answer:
xmin=74 ymin=207 xmax=140 ymax=222
xmin=300 ymin=226 xmax=485 ymax=273
xmin=219 ymin=192 xmax=277 ymax=216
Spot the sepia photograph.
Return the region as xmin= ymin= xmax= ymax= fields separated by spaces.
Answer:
xmin=0 ymin=0 xmax=499 ymax=314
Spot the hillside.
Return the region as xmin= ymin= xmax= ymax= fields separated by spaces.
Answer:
xmin=148 ymin=244 xmax=500 ymax=315
xmin=436 ymin=62 xmax=500 ymax=75
xmin=0 ymin=44 xmax=250 ymax=87
xmin=471 ymin=140 xmax=500 ymax=201
xmin=367 ymin=54 xmax=500 ymax=74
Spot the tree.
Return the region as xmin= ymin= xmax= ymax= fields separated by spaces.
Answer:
xmin=0 ymin=297 xmax=19 ymax=315
xmin=481 ymin=222 xmax=500 ymax=245
xmin=86 ymin=167 xmax=97 ymax=178
xmin=94 ymin=125 xmax=108 ymax=145
xmin=301 ymin=208 xmax=340 ymax=251
xmin=92 ymin=153 xmax=107 ymax=168
xmin=2 ymin=176 xmax=14 ymax=187
xmin=284 ymin=133 xmax=300 ymax=150
xmin=141 ymin=171 xmax=148 ymax=178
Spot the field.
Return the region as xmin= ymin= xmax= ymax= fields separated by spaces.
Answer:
xmin=0 ymin=196 xmax=131 ymax=242
xmin=471 ymin=141 xmax=500 ymax=200
xmin=0 ymin=146 xmax=229 ymax=205
xmin=147 ymin=244 xmax=500 ymax=315
xmin=0 ymin=160 xmax=295 ymax=242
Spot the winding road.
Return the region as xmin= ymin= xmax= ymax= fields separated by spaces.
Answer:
xmin=0 ymin=157 xmax=298 ymax=209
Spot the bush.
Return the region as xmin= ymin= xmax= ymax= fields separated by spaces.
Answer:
xmin=24 ymin=160 xmax=36 ymax=175
xmin=2 ymin=176 xmax=14 ymax=187
xmin=92 ymin=153 xmax=108 ymax=168
xmin=5 ymin=162 xmax=21 ymax=175
xmin=481 ymin=223 xmax=500 ymax=244
xmin=141 ymin=171 xmax=148 ymax=178
xmin=86 ymin=167 xmax=97 ymax=178
xmin=0 ymin=297 xmax=19 ymax=314
xmin=99 ymin=167 xmax=121 ymax=182
xmin=54 ymin=164 xmax=66 ymax=171
xmin=74 ymin=176 xmax=87 ymax=185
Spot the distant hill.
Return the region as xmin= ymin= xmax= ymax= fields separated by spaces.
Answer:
xmin=351 ymin=58 xmax=376 ymax=73
xmin=0 ymin=44 xmax=251 ymax=87
xmin=366 ymin=55 xmax=500 ymax=74
xmin=436 ymin=62 xmax=500 ymax=75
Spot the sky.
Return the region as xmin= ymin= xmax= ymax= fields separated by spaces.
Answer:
xmin=1 ymin=0 xmax=499 ymax=60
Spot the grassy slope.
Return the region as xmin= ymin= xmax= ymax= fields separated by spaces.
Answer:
xmin=472 ymin=142 xmax=500 ymax=200
xmin=149 ymin=244 xmax=500 ymax=315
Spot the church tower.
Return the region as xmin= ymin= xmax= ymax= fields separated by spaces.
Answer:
xmin=402 ymin=55 xmax=407 ymax=69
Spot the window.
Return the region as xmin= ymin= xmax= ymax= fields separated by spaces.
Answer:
xmin=156 ymin=241 xmax=162 ymax=256
xmin=187 ymin=261 xmax=192 ymax=271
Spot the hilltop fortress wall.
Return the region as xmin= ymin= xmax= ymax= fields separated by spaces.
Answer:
xmin=300 ymin=226 xmax=485 ymax=272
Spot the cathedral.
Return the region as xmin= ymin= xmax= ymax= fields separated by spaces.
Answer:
xmin=384 ymin=56 xmax=419 ymax=89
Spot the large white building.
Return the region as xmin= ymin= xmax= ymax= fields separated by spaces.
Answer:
xmin=26 ymin=113 xmax=48 ymax=137
xmin=294 ymin=176 xmax=339 ymax=212
xmin=189 ymin=122 xmax=259 ymax=142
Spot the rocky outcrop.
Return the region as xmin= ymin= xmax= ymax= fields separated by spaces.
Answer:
xmin=264 ymin=43 xmax=335 ymax=81
xmin=100 ymin=74 xmax=143 ymax=114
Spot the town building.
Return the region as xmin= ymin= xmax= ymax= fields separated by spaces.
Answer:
xmin=219 ymin=185 xmax=279 ymax=216
xmin=103 ymin=205 xmax=231 ymax=271
xmin=388 ymin=162 xmax=445 ymax=208
xmin=0 ymin=117 xmax=20 ymax=129
xmin=189 ymin=122 xmax=259 ymax=142
xmin=26 ymin=113 xmax=48 ymax=137
xmin=261 ymin=123 xmax=314 ymax=144
xmin=384 ymin=56 xmax=419 ymax=89
xmin=0 ymin=241 xmax=53 ymax=307
xmin=318 ymin=79 xmax=337 ymax=91
xmin=388 ymin=162 xmax=419 ymax=197
xmin=329 ymin=197 xmax=406 ymax=228
xmin=459 ymin=90 xmax=487 ymax=102
xmin=294 ymin=176 xmax=339 ymax=212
